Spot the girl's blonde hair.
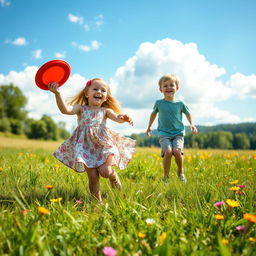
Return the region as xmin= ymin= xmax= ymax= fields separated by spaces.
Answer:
xmin=158 ymin=74 xmax=180 ymax=90
xmin=67 ymin=78 xmax=122 ymax=114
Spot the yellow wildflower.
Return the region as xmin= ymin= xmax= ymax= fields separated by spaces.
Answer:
xmin=138 ymin=232 xmax=146 ymax=238
xmin=221 ymin=239 xmax=229 ymax=245
xmin=226 ymin=199 xmax=240 ymax=208
xmin=230 ymin=186 xmax=240 ymax=191
xmin=50 ymin=197 xmax=63 ymax=203
xmin=46 ymin=185 xmax=54 ymax=190
xmin=0 ymin=168 xmax=3 ymax=172
xmin=158 ymin=232 xmax=167 ymax=245
xmin=244 ymin=213 xmax=256 ymax=223
xmin=214 ymin=214 xmax=225 ymax=220
xmin=229 ymin=179 xmax=238 ymax=184
xmin=248 ymin=237 xmax=256 ymax=242
xmin=37 ymin=206 xmax=50 ymax=215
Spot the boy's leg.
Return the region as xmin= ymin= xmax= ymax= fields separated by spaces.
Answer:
xmin=98 ymin=155 xmax=122 ymax=189
xmin=173 ymin=136 xmax=186 ymax=183
xmin=163 ymin=147 xmax=172 ymax=179
xmin=159 ymin=136 xmax=172 ymax=180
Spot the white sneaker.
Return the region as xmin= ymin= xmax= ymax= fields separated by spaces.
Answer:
xmin=178 ymin=172 xmax=187 ymax=183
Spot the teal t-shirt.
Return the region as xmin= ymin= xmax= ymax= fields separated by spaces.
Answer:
xmin=152 ymin=99 xmax=190 ymax=137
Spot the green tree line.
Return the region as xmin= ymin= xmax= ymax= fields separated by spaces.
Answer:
xmin=0 ymin=84 xmax=69 ymax=140
xmin=131 ymin=124 xmax=256 ymax=150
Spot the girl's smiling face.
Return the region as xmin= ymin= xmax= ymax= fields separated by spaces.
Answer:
xmin=85 ymin=79 xmax=108 ymax=108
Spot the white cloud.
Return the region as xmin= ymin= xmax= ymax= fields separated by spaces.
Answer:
xmin=55 ymin=51 xmax=66 ymax=58
xmin=68 ymin=13 xmax=84 ymax=24
xmin=94 ymin=14 xmax=104 ymax=29
xmin=32 ymin=49 xmax=42 ymax=59
xmin=5 ymin=37 xmax=27 ymax=46
xmin=228 ymin=72 xmax=256 ymax=99
xmin=0 ymin=0 xmax=10 ymax=7
xmin=72 ymin=40 xmax=101 ymax=52
xmin=1 ymin=38 xmax=256 ymax=135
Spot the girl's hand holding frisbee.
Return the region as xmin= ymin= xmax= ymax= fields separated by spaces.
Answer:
xmin=48 ymin=82 xmax=60 ymax=94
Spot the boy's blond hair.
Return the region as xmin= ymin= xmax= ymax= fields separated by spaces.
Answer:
xmin=158 ymin=74 xmax=180 ymax=90
xmin=67 ymin=78 xmax=122 ymax=114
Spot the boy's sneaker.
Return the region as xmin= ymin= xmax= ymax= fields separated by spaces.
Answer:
xmin=178 ymin=172 xmax=187 ymax=183
xmin=162 ymin=176 xmax=170 ymax=184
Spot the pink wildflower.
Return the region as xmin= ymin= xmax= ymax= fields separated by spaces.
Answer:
xmin=236 ymin=225 xmax=247 ymax=231
xmin=238 ymin=185 xmax=246 ymax=188
xmin=213 ymin=201 xmax=225 ymax=207
xmin=102 ymin=246 xmax=117 ymax=256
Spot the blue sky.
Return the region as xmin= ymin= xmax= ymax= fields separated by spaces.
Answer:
xmin=1 ymin=0 xmax=256 ymax=134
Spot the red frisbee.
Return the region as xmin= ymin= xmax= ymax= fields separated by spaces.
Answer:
xmin=35 ymin=60 xmax=71 ymax=90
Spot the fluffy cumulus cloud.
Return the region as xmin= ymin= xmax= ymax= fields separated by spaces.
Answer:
xmin=228 ymin=72 xmax=256 ymax=99
xmin=1 ymin=38 xmax=256 ymax=134
xmin=72 ymin=40 xmax=101 ymax=52
xmin=109 ymin=38 xmax=256 ymax=131
xmin=5 ymin=37 xmax=27 ymax=46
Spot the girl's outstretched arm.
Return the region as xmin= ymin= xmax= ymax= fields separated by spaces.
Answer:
xmin=48 ymin=82 xmax=81 ymax=115
xmin=106 ymin=108 xmax=133 ymax=126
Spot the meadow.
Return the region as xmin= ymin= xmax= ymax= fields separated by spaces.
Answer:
xmin=0 ymin=137 xmax=255 ymax=256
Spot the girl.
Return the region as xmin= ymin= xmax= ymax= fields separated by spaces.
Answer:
xmin=48 ymin=78 xmax=136 ymax=202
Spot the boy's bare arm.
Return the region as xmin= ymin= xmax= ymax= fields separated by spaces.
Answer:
xmin=146 ymin=113 xmax=157 ymax=136
xmin=186 ymin=114 xmax=198 ymax=134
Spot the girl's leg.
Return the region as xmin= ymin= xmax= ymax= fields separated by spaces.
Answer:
xmin=86 ymin=167 xmax=102 ymax=201
xmin=163 ymin=147 xmax=172 ymax=179
xmin=97 ymin=155 xmax=122 ymax=189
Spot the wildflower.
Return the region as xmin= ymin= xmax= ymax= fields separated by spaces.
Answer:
xmin=214 ymin=214 xmax=224 ymax=220
xmin=37 ymin=206 xmax=50 ymax=215
xmin=0 ymin=167 xmax=3 ymax=172
xmin=229 ymin=179 xmax=238 ymax=184
xmin=46 ymin=185 xmax=54 ymax=190
xmin=226 ymin=199 xmax=240 ymax=208
xmin=75 ymin=199 xmax=83 ymax=204
xmin=138 ymin=232 xmax=146 ymax=238
xmin=158 ymin=232 xmax=167 ymax=245
xmin=230 ymin=186 xmax=240 ymax=191
xmin=248 ymin=237 xmax=256 ymax=242
xmin=50 ymin=197 xmax=63 ymax=203
xmin=54 ymin=164 xmax=60 ymax=169
xmin=238 ymin=185 xmax=246 ymax=188
xmin=248 ymin=168 xmax=252 ymax=171
xmin=214 ymin=201 xmax=225 ymax=207
xmin=21 ymin=209 xmax=28 ymax=216
xmin=146 ymin=218 xmax=155 ymax=225
xmin=244 ymin=213 xmax=256 ymax=223
xmin=221 ymin=239 xmax=229 ymax=245
xmin=236 ymin=225 xmax=247 ymax=232
xmin=102 ymin=246 xmax=117 ymax=256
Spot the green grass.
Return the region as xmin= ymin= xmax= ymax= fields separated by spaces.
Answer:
xmin=0 ymin=139 xmax=255 ymax=255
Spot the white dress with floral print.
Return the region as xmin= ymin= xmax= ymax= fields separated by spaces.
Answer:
xmin=53 ymin=106 xmax=136 ymax=172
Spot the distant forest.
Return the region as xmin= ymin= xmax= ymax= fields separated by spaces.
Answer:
xmin=130 ymin=123 xmax=256 ymax=149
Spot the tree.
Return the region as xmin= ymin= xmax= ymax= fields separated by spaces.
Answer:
xmin=233 ymin=133 xmax=250 ymax=149
xmin=41 ymin=115 xmax=58 ymax=140
xmin=27 ymin=120 xmax=48 ymax=139
xmin=0 ymin=84 xmax=27 ymax=120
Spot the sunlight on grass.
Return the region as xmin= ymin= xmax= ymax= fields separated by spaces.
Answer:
xmin=0 ymin=138 xmax=255 ymax=255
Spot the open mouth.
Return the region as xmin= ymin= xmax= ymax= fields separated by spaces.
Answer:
xmin=94 ymin=95 xmax=102 ymax=100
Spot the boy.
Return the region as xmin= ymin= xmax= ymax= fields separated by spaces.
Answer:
xmin=146 ymin=74 xmax=197 ymax=183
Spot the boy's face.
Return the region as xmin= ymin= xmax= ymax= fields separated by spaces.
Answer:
xmin=159 ymin=80 xmax=178 ymax=97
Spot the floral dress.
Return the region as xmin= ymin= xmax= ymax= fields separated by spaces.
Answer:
xmin=53 ymin=106 xmax=136 ymax=172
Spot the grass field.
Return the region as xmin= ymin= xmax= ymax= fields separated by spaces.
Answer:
xmin=0 ymin=137 xmax=255 ymax=255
